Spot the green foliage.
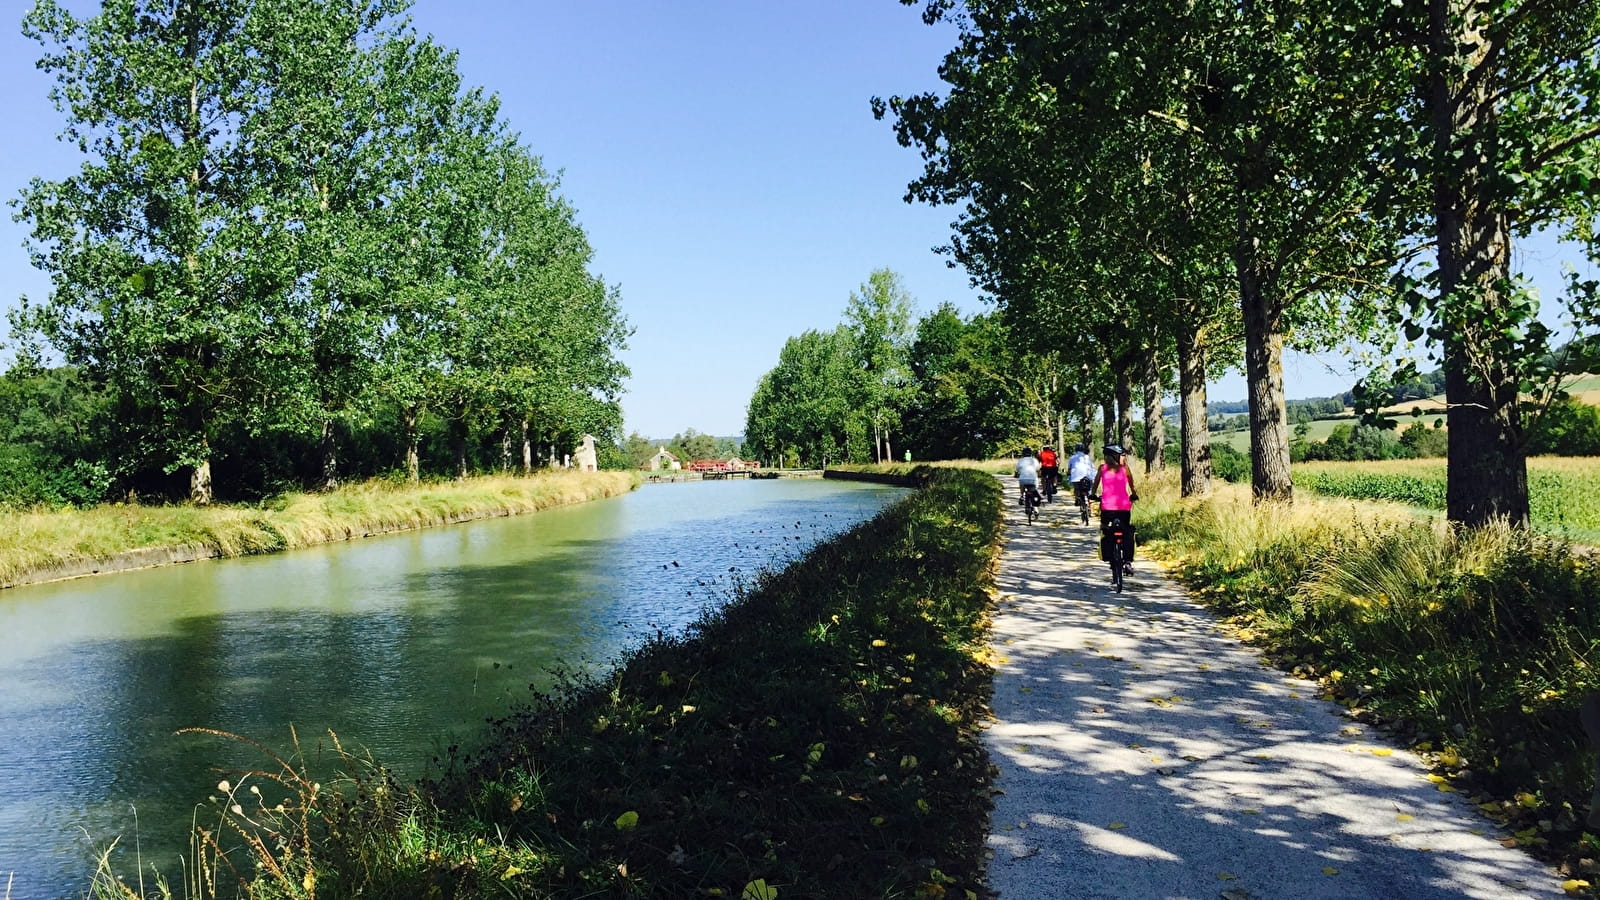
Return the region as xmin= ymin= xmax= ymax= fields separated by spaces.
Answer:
xmin=13 ymin=0 xmax=627 ymax=502
xmin=1210 ymin=442 xmax=1251 ymax=483
xmin=1528 ymin=397 xmax=1600 ymax=456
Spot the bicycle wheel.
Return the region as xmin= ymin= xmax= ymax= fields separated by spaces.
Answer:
xmin=1109 ymin=539 xmax=1123 ymax=592
xmin=1026 ymin=491 xmax=1037 ymax=524
xmin=1079 ymin=498 xmax=1090 ymax=526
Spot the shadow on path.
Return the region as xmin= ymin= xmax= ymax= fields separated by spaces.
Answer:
xmin=984 ymin=482 xmax=1563 ymax=899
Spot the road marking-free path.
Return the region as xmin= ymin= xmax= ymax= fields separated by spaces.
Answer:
xmin=984 ymin=485 xmax=1564 ymax=899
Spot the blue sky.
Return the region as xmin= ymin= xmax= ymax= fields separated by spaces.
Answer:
xmin=1 ymin=2 xmax=1591 ymax=440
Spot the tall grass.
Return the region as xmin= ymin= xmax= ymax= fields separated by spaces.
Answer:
xmin=0 ymin=471 xmax=638 ymax=588
xmin=1143 ymin=471 xmax=1600 ymax=867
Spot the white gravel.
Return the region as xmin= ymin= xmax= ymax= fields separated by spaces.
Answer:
xmin=984 ymin=486 xmax=1567 ymax=900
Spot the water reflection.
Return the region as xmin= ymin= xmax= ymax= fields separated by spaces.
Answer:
xmin=0 ymin=478 xmax=901 ymax=898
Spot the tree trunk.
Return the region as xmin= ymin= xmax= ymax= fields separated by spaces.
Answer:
xmin=1080 ymin=399 xmax=1095 ymax=452
xmin=520 ymin=418 xmax=533 ymax=475
xmin=452 ymin=418 xmax=468 ymax=480
xmin=1430 ymin=0 xmax=1529 ymax=527
xmin=1240 ymin=264 xmax=1293 ymax=503
xmin=499 ymin=422 xmax=513 ymax=473
xmin=1102 ymin=402 xmax=1115 ymax=450
xmin=404 ymin=406 xmax=420 ymax=483
xmin=1177 ymin=333 xmax=1213 ymax=498
xmin=885 ymin=433 xmax=893 ymax=464
xmin=319 ymin=417 xmax=339 ymax=491
xmin=1114 ymin=364 xmax=1135 ymax=453
xmin=189 ymin=452 xmax=213 ymax=506
xmin=1141 ymin=348 xmax=1165 ymax=473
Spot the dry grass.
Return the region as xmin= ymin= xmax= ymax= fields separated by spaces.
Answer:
xmin=0 ymin=471 xmax=638 ymax=588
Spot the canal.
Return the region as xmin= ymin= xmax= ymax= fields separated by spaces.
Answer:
xmin=0 ymin=477 xmax=905 ymax=898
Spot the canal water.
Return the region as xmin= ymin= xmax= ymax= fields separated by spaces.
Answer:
xmin=0 ymin=477 xmax=905 ymax=899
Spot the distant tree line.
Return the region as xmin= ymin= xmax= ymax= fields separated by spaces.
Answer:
xmin=4 ymin=0 xmax=627 ymax=506
xmin=744 ymin=269 xmax=1125 ymax=468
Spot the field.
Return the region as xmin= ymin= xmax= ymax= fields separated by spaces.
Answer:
xmin=1293 ymin=456 xmax=1600 ymax=539
xmin=1212 ymin=411 xmax=1444 ymax=452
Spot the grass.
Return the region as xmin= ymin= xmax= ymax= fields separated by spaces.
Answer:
xmin=1137 ymin=473 xmax=1600 ymax=884
xmin=1294 ymin=457 xmax=1600 ymax=541
xmin=0 ymin=470 xmax=639 ymax=587
xmin=125 ymin=466 xmax=1005 ymax=899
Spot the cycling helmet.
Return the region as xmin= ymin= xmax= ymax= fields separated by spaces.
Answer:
xmin=1103 ymin=444 xmax=1125 ymax=457
xmin=1075 ymin=443 xmax=1087 ymax=453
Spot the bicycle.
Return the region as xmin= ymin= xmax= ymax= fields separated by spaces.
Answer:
xmin=1073 ymin=478 xmax=1092 ymax=526
xmin=1041 ymin=469 xmax=1059 ymax=503
xmin=1022 ymin=484 xmax=1041 ymax=525
xmin=1101 ymin=520 xmax=1132 ymax=592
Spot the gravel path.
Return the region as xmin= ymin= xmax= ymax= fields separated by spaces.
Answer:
xmin=984 ymin=485 xmax=1566 ymax=899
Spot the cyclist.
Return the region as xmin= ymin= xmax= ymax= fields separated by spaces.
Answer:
xmin=1090 ymin=444 xmax=1138 ymax=573
xmin=1038 ymin=445 xmax=1059 ymax=501
xmin=1014 ymin=447 xmax=1042 ymax=507
xmin=1067 ymin=443 xmax=1096 ymax=510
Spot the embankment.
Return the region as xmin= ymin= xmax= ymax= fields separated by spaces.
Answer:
xmin=0 ymin=470 xmax=638 ymax=590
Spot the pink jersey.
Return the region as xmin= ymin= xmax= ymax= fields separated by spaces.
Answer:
xmin=1098 ymin=464 xmax=1133 ymax=511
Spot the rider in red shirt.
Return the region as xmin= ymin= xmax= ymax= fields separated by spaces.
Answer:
xmin=1037 ymin=446 xmax=1059 ymax=501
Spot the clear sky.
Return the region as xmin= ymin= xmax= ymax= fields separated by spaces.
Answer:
xmin=1 ymin=2 xmax=1591 ymax=439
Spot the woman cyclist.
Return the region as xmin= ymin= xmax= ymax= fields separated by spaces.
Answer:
xmin=1090 ymin=444 xmax=1138 ymax=573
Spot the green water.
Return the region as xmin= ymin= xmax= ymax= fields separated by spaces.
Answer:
xmin=0 ymin=478 xmax=903 ymax=898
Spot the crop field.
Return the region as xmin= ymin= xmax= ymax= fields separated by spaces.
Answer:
xmin=1293 ymin=456 xmax=1600 ymax=537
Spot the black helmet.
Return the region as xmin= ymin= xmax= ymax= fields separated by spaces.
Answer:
xmin=1103 ymin=444 xmax=1125 ymax=457
xmin=1075 ymin=443 xmax=1087 ymax=453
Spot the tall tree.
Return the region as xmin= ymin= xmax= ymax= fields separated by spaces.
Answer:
xmin=1380 ymin=0 xmax=1600 ymax=526
xmin=843 ymin=269 xmax=916 ymax=463
xmin=18 ymin=0 xmax=292 ymax=503
xmin=881 ymin=0 xmax=1402 ymax=503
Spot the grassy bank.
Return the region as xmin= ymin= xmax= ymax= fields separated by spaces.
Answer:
xmin=0 ymin=470 xmax=638 ymax=587
xmin=130 ymin=467 xmax=1004 ymax=899
xmin=1137 ymin=472 xmax=1600 ymax=883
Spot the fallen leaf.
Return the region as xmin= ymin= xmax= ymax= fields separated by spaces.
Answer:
xmin=1323 ymin=867 xmax=1339 ymax=876
xmin=1397 ymin=813 xmax=1415 ymax=822
xmin=742 ymin=879 xmax=779 ymax=900
xmin=1370 ymin=748 xmax=1394 ymax=757
xmin=1563 ymin=879 xmax=1591 ymax=895
xmin=1108 ymin=822 xmax=1126 ymax=830
xmin=1217 ymin=872 xmax=1238 ymax=881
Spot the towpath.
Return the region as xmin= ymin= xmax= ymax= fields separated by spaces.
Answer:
xmin=983 ymin=484 xmax=1566 ymax=899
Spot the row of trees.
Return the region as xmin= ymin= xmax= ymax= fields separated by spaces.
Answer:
xmin=745 ymin=269 xmax=1111 ymax=467
xmin=874 ymin=0 xmax=1600 ymax=528
xmin=8 ymin=0 xmax=628 ymax=504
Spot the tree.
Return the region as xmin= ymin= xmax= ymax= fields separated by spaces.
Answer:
xmin=745 ymin=328 xmax=865 ymax=467
xmin=18 ymin=0 xmax=299 ymax=503
xmin=843 ymin=269 xmax=916 ymax=463
xmin=1377 ymin=0 xmax=1600 ymax=526
xmin=880 ymin=0 xmax=1401 ymax=504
